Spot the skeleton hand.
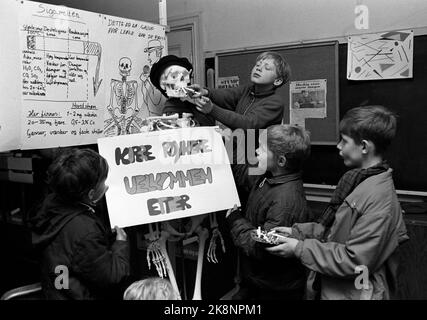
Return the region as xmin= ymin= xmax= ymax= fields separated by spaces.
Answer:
xmin=207 ymin=227 xmax=226 ymax=263
xmin=146 ymin=240 xmax=167 ymax=278
xmin=145 ymin=223 xmax=168 ymax=278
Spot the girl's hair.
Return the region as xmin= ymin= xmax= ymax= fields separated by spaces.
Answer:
xmin=339 ymin=105 xmax=397 ymax=155
xmin=46 ymin=148 xmax=109 ymax=202
xmin=266 ymin=124 xmax=311 ymax=171
xmin=123 ymin=277 xmax=177 ymax=300
xmin=256 ymin=51 xmax=291 ymax=85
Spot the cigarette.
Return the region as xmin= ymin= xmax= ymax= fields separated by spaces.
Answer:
xmin=183 ymin=87 xmax=196 ymax=94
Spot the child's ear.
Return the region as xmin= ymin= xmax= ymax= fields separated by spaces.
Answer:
xmin=87 ymin=188 xmax=95 ymax=202
xmin=361 ymin=139 xmax=373 ymax=155
xmin=277 ymin=155 xmax=287 ymax=167
xmin=273 ymin=78 xmax=283 ymax=86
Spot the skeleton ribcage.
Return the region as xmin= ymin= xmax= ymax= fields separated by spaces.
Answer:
xmin=114 ymin=82 xmax=136 ymax=114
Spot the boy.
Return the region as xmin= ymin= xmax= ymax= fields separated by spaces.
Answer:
xmin=189 ymin=51 xmax=290 ymax=130
xmin=267 ymin=105 xmax=409 ymax=300
xmin=226 ymin=124 xmax=312 ymax=300
xmin=123 ymin=277 xmax=177 ymax=300
xmin=30 ymin=148 xmax=130 ymax=299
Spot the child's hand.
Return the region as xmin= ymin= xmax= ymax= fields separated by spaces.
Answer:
xmin=265 ymin=237 xmax=299 ymax=258
xmin=226 ymin=204 xmax=239 ymax=218
xmin=269 ymin=226 xmax=292 ymax=237
xmin=194 ymin=96 xmax=213 ymax=114
xmin=114 ymin=226 xmax=128 ymax=241
xmin=187 ymin=84 xmax=208 ymax=98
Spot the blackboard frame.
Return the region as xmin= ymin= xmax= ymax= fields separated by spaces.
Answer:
xmin=215 ymin=41 xmax=340 ymax=145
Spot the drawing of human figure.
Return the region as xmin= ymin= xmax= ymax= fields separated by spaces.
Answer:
xmin=104 ymin=57 xmax=141 ymax=136
xmin=140 ymin=39 xmax=166 ymax=116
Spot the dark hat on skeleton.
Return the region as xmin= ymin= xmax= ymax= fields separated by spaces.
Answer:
xmin=149 ymin=55 xmax=193 ymax=97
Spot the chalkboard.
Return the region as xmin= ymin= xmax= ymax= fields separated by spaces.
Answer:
xmin=216 ymin=41 xmax=339 ymax=144
xmin=303 ymin=35 xmax=427 ymax=192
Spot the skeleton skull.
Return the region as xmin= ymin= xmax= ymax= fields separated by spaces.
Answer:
xmin=160 ymin=65 xmax=191 ymax=98
xmin=119 ymin=57 xmax=132 ymax=77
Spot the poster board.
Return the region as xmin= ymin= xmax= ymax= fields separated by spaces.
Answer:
xmin=0 ymin=0 xmax=166 ymax=152
xmin=97 ymin=127 xmax=241 ymax=228
xmin=0 ymin=0 xmax=21 ymax=151
xmin=216 ymin=41 xmax=339 ymax=145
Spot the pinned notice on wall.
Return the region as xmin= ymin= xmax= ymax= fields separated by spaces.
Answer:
xmin=290 ymin=79 xmax=327 ymax=128
xmin=216 ymin=76 xmax=239 ymax=89
xmin=0 ymin=0 xmax=166 ymax=152
xmin=347 ymin=29 xmax=414 ymax=80
xmin=97 ymin=127 xmax=241 ymax=228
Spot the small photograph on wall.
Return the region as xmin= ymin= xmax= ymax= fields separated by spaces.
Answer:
xmin=347 ymin=29 xmax=414 ymax=80
xmin=290 ymin=79 xmax=327 ymax=128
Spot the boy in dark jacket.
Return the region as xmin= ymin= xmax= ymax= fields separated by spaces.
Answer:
xmin=189 ymin=51 xmax=290 ymax=130
xmin=30 ymin=148 xmax=130 ymax=299
xmin=226 ymin=124 xmax=312 ymax=300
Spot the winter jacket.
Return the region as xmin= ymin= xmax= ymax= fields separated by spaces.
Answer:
xmin=227 ymin=166 xmax=313 ymax=294
xmin=30 ymin=193 xmax=130 ymax=300
xmin=293 ymin=169 xmax=409 ymax=300
xmin=207 ymin=85 xmax=284 ymax=130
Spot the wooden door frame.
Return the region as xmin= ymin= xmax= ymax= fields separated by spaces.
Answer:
xmin=167 ymin=13 xmax=203 ymax=86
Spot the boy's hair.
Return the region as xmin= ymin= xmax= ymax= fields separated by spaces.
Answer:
xmin=266 ymin=124 xmax=311 ymax=171
xmin=47 ymin=148 xmax=109 ymax=202
xmin=256 ymin=51 xmax=291 ymax=85
xmin=123 ymin=277 xmax=177 ymax=300
xmin=339 ymin=105 xmax=397 ymax=155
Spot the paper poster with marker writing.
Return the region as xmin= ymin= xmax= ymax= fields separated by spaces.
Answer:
xmin=97 ymin=127 xmax=241 ymax=228
xmin=0 ymin=0 xmax=167 ymax=152
xmin=102 ymin=15 xmax=167 ymax=137
xmin=0 ymin=0 xmax=21 ymax=152
xmin=216 ymin=76 xmax=239 ymax=89
xmin=18 ymin=0 xmax=106 ymax=150
xmin=347 ymin=29 xmax=413 ymax=80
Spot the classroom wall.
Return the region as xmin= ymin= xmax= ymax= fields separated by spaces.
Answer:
xmin=38 ymin=0 xmax=427 ymax=53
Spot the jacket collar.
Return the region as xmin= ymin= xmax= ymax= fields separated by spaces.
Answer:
xmin=250 ymin=84 xmax=276 ymax=98
xmin=258 ymin=171 xmax=302 ymax=187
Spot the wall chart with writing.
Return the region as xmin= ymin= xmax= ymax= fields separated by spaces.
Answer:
xmin=0 ymin=0 xmax=166 ymax=151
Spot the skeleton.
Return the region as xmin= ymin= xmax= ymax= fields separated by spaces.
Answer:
xmin=160 ymin=65 xmax=192 ymax=98
xmin=207 ymin=213 xmax=226 ymax=263
xmin=104 ymin=57 xmax=141 ymax=136
xmin=192 ymin=225 xmax=209 ymax=300
xmin=141 ymin=59 xmax=227 ymax=299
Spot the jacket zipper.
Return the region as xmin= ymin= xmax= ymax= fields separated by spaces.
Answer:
xmin=243 ymin=95 xmax=256 ymax=115
xmin=259 ymin=177 xmax=267 ymax=188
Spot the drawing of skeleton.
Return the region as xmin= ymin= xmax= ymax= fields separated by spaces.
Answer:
xmin=104 ymin=57 xmax=141 ymax=136
xmin=140 ymin=39 xmax=166 ymax=116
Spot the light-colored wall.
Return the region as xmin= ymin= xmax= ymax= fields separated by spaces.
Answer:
xmin=38 ymin=0 xmax=427 ymax=53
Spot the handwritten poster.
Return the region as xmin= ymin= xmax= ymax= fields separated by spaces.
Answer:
xmin=102 ymin=15 xmax=166 ymax=137
xmin=0 ymin=0 xmax=166 ymax=152
xmin=347 ymin=30 xmax=413 ymax=80
xmin=97 ymin=127 xmax=241 ymax=228
xmin=18 ymin=1 xmax=106 ymax=149
xmin=0 ymin=0 xmax=21 ymax=152
xmin=290 ymin=79 xmax=327 ymax=128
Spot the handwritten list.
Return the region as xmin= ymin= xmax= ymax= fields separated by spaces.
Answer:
xmin=19 ymin=1 xmax=105 ymax=149
xmin=0 ymin=0 xmax=166 ymax=152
